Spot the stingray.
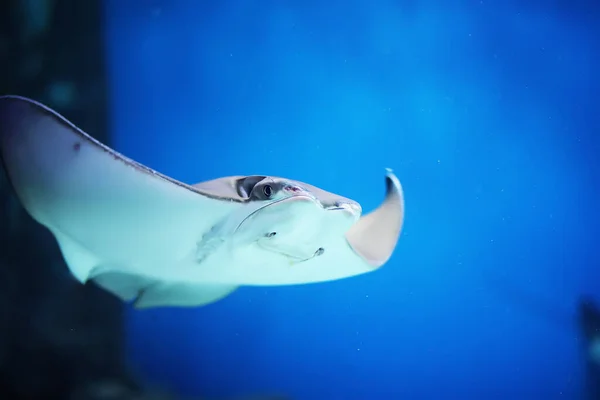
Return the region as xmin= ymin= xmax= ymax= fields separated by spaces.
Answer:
xmin=0 ymin=95 xmax=405 ymax=309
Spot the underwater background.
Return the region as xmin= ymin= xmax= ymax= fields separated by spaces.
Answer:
xmin=0 ymin=0 xmax=598 ymax=399
xmin=103 ymin=1 xmax=599 ymax=399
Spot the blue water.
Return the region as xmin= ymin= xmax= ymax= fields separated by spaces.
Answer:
xmin=104 ymin=1 xmax=600 ymax=398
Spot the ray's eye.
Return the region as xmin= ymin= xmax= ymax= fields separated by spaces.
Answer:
xmin=263 ymin=184 xmax=273 ymax=198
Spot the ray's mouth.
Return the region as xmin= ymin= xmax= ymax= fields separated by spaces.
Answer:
xmin=326 ymin=201 xmax=361 ymax=216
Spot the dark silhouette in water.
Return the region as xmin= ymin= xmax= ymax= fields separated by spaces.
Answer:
xmin=579 ymin=297 xmax=600 ymax=400
xmin=483 ymin=271 xmax=600 ymax=398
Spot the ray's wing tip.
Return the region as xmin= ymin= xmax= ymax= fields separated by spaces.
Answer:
xmin=0 ymin=95 xmax=40 ymax=110
xmin=0 ymin=94 xmax=31 ymax=101
xmin=383 ymin=167 xmax=403 ymax=199
xmin=383 ymin=167 xmax=398 ymax=185
xmin=345 ymin=168 xmax=405 ymax=269
xmin=0 ymin=95 xmax=55 ymax=124
xmin=0 ymin=95 xmax=22 ymax=118
xmin=0 ymin=95 xmax=68 ymax=154
xmin=383 ymin=166 xmax=405 ymax=234
xmin=0 ymin=96 xmax=32 ymax=156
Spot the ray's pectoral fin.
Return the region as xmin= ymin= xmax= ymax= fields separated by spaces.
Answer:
xmin=345 ymin=169 xmax=405 ymax=269
xmin=90 ymin=271 xmax=238 ymax=309
xmin=134 ymin=282 xmax=238 ymax=309
xmin=52 ymin=229 xmax=102 ymax=283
